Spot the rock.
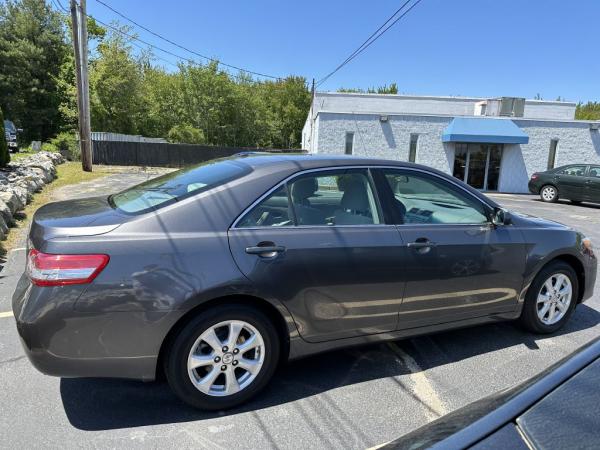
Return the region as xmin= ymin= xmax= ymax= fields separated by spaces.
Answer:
xmin=0 ymin=191 xmax=20 ymax=214
xmin=0 ymin=200 xmax=14 ymax=226
xmin=0 ymin=214 xmax=8 ymax=239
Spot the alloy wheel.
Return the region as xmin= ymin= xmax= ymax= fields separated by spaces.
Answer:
xmin=541 ymin=186 xmax=556 ymax=201
xmin=187 ymin=320 xmax=265 ymax=397
xmin=536 ymin=273 xmax=572 ymax=325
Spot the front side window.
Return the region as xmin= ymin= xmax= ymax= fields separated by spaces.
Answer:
xmin=110 ymin=159 xmax=250 ymax=214
xmin=561 ymin=165 xmax=587 ymax=177
xmin=589 ymin=166 xmax=600 ymax=178
xmin=382 ymin=169 xmax=488 ymax=225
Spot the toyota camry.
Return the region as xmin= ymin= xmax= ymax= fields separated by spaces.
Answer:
xmin=12 ymin=155 xmax=596 ymax=410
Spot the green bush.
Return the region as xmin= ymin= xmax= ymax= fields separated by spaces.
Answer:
xmin=168 ymin=124 xmax=205 ymax=145
xmin=0 ymin=108 xmax=10 ymax=167
xmin=41 ymin=142 xmax=58 ymax=152
xmin=49 ymin=132 xmax=80 ymax=160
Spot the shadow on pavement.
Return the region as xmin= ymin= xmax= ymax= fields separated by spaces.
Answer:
xmin=60 ymin=304 xmax=600 ymax=431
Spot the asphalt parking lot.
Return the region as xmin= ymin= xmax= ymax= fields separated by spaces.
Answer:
xmin=0 ymin=182 xmax=599 ymax=449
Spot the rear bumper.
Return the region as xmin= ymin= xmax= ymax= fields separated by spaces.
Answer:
xmin=12 ymin=274 xmax=181 ymax=381
xmin=528 ymin=180 xmax=540 ymax=194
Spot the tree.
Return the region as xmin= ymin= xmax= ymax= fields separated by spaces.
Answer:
xmin=0 ymin=107 xmax=10 ymax=167
xmin=576 ymin=102 xmax=600 ymax=120
xmin=89 ymin=24 xmax=147 ymax=134
xmin=168 ymin=124 xmax=205 ymax=144
xmin=0 ymin=0 xmax=70 ymax=141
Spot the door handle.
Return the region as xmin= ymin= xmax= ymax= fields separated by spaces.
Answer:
xmin=407 ymin=241 xmax=437 ymax=249
xmin=245 ymin=245 xmax=286 ymax=258
xmin=407 ymin=239 xmax=436 ymax=254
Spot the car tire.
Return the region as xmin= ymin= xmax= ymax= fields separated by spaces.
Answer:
xmin=519 ymin=261 xmax=578 ymax=334
xmin=540 ymin=185 xmax=558 ymax=203
xmin=165 ymin=304 xmax=280 ymax=410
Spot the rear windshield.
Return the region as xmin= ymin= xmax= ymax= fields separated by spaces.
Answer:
xmin=109 ymin=159 xmax=250 ymax=214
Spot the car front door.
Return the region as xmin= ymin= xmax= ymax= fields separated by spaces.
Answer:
xmin=228 ymin=168 xmax=406 ymax=343
xmin=555 ymin=165 xmax=588 ymax=200
xmin=373 ymin=168 xmax=526 ymax=329
xmin=584 ymin=165 xmax=600 ymax=203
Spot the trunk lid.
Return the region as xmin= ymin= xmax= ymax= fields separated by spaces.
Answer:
xmin=30 ymin=196 xmax=129 ymax=247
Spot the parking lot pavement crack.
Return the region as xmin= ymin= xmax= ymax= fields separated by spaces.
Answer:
xmin=0 ymin=354 xmax=25 ymax=365
xmin=387 ymin=342 xmax=447 ymax=421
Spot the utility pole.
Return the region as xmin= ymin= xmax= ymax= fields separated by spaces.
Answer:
xmin=70 ymin=0 xmax=93 ymax=172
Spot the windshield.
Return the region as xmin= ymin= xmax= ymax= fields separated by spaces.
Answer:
xmin=109 ymin=159 xmax=251 ymax=214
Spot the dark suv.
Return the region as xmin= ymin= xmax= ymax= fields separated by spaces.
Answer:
xmin=528 ymin=164 xmax=600 ymax=204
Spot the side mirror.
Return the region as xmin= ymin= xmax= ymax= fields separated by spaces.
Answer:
xmin=492 ymin=207 xmax=512 ymax=226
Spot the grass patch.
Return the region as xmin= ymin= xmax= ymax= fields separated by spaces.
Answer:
xmin=1 ymin=162 xmax=112 ymax=255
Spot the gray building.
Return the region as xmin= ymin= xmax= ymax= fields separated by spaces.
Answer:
xmin=302 ymin=93 xmax=600 ymax=193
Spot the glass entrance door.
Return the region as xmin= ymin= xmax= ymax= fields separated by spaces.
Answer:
xmin=452 ymin=144 xmax=503 ymax=191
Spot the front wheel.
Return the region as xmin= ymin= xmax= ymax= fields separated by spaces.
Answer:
xmin=540 ymin=185 xmax=558 ymax=203
xmin=165 ymin=305 xmax=280 ymax=410
xmin=520 ymin=261 xmax=578 ymax=334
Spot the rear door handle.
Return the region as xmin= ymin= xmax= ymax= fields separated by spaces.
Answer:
xmin=407 ymin=239 xmax=436 ymax=254
xmin=245 ymin=245 xmax=286 ymax=258
xmin=407 ymin=241 xmax=436 ymax=248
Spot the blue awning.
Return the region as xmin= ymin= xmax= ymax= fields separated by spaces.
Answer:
xmin=442 ymin=117 xmax=529 ymax=144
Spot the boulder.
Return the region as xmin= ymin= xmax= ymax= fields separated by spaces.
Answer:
xmin=0 ymin=200 xmax=14 ymax=226
xmin=0 ymin=191 xmax=20 ymax=214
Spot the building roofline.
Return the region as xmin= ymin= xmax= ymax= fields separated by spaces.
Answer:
xmin=313 ymin=110 xmax=598 ymax=125
xmin=314 ymin=91 xmax=577 ymax=107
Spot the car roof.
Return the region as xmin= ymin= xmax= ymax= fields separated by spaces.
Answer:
xmin=228 ymin=153 xmax=500 ymax=208
xmin=232 ymin=153 xmax=420 ymax=170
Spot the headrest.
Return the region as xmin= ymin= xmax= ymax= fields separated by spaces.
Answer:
xmin=291 ymin=177 xmax=318 ymax=203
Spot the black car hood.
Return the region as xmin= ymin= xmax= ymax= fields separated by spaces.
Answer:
xmin=509 ymin=211 xmax=571 ymax=230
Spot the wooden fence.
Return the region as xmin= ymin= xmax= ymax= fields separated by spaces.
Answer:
xmin=92 ymin=140 xmax=302 ymax=167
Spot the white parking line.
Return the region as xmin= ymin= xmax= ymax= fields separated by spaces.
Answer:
xmin=0 ymin=311 xmax=14 ymax=318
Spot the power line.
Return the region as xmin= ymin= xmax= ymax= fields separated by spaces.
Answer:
xmin=93 ymin=0 xmax=280 ymax=80
xmin=319 ymin=0 xmax=413 ymax=87
xmin=54 ymin=0 xmax=276 ymax=81
xmin=317 ymin=0 xmax=425 ymax=87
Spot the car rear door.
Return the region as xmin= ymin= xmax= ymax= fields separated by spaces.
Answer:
xmin=584 ymin=165 xmax=600 ymax=203
xmin=555 ymin=165 xmax=588 ymax=200
xmin=373 ymin=168 xmax=526 ymax=329
xmin=228 ymin=168 xmax=406 ymax=343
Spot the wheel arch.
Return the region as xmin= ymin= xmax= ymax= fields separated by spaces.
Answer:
xmin=156 ymin=294 xmax=292 ymax=380
xmin=532 ymin=254 xmax=585 ymax=303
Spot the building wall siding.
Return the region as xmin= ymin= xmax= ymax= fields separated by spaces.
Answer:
xmin=315 ymin=112 xmax=600 ymax=193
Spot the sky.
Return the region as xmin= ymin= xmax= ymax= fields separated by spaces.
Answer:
xmin=84 ymin=0 xmax=600 ymax=103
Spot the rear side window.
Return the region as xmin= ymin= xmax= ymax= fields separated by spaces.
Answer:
xmin=236 ymin=185 xmax=294 ymax=227
xmin=110 ymin=159 xmax=250 ymax=214
xmin=561 ymin=165 xmax=587 ymax=177
xmin=236 ymin=169 xmax=381 ymax=227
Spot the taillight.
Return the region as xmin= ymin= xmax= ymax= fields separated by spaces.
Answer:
xmin=27 ymin=249 xmax=109 ymax=286
xmin=531 ymin=173 xmax=539 ymax=180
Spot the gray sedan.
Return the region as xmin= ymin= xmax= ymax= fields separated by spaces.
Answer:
xmin=12 ymin=155 xmax=597 ymax=410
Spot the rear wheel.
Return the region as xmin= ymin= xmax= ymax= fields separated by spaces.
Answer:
xmin=165 ymin=305 xmax=280 ymax=410
xmin=540 ymin=185 xmax=558 ymax=203
xmin=520 ymin=261 xmax=578 ymax=333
